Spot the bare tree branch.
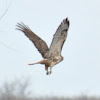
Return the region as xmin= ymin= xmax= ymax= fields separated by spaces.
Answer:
xmin=0 ymin=0 xmax=13 ymax=20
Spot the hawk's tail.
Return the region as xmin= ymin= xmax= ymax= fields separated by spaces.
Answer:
xmin=28 ymin=59 xmax=48 ymax=65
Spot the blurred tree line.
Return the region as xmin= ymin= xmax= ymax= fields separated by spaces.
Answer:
xmin=0 ymin=78 xmax=32 ymax=100
xmin=0 ymin=78 xmax=100 ymax=100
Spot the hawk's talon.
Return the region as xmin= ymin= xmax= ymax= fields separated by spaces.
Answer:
xmin=46 ymin=71 xmax=51 ymax=75
xmin=50 ymin=71 xmax=52 ymax=74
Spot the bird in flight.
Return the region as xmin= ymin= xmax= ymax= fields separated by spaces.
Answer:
xmin=16 ymin=18 xmax=70 ymax=75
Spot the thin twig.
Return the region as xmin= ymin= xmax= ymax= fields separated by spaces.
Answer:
xmin=0 ymin=0 xmax=13 ymax=20
xmin=0 ymin=40 xmax=23 ymax=54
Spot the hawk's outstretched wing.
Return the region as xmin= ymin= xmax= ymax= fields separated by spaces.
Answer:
xmin=48 ymin=18 xmax=70 ymax=58
xmin=16 ymin=23 xmax=49 ymax=58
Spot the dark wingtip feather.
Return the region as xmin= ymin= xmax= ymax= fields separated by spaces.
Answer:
xmin=15 ymin=27 xmax=23 ymax=31
xmin=16 ymin=22 xmax=30 ymax=32
xmin=65 ymin=17 xmax=70 ymax=27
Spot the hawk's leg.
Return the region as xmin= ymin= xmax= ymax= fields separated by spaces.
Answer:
xmin=50 ymin=66 xmax=52 ymax=74
xmin=45 ymin=66 xmax=49 ymax=75
xmin=46 ymin=67 xmax=52 ymax=75
xmin=45 ymin=65 xmax=48 ymax=71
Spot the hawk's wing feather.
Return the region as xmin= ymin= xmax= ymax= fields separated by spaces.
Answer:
xmin=16 ymin=22 xmax=49 ymax=58
xmin=48 ymin=18 xmax=69 ymax=57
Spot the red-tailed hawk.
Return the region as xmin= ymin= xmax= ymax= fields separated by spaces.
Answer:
xmin=16 ymin=18 xmax=70 ymax=75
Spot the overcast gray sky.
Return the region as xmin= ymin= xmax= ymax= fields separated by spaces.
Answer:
xmin=0 ymin=0 xmax=100 ymax=97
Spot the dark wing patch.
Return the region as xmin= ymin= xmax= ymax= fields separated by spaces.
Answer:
xmin=16 ymin=22 xmax=49 ymax=58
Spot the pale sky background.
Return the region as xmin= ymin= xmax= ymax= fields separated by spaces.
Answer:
xmin=0 ymin=0 xmax=100 ymax=97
